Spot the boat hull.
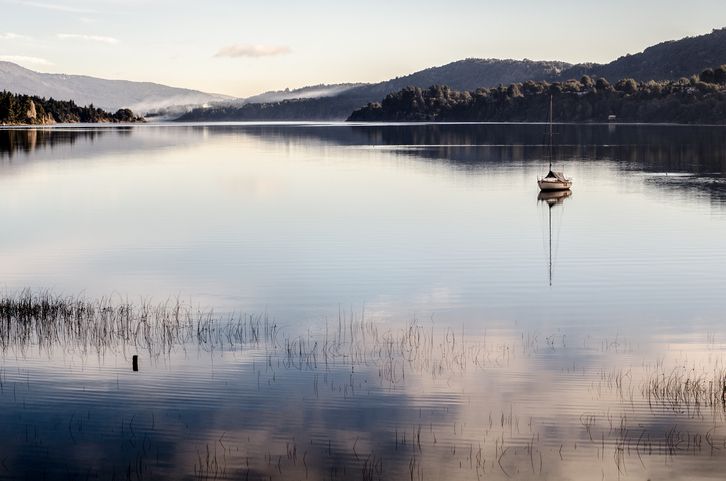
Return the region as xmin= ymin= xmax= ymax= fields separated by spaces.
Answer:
xmin=538 ymin=179 xmax=572 ymax=191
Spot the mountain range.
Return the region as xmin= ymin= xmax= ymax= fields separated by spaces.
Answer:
xmin=179 ymin=27 xmax=726 ymax=121
xmin=3 ymin=27 xmax=726 ymax=121
xmin=0 ymin=61 xmax=231 ymax=115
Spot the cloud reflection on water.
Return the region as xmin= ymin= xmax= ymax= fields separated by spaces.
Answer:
xmin=2 ymin=295 xmax=726 ymax=479
xmin=1 ymin=124 xmax=726 ymax=478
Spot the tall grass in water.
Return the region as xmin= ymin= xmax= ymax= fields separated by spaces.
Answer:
xmin=0 ymin=290 xmax=521 ymax=379
xmin=0 ymin=290 xmax=278 ymax=357
xmin=7 ymin=291 xmax=726 ymax=479
xmin=643 ymin=364 xmax=726 ymax=410
xmin=5 ymin=290 xmax=726 ymax=410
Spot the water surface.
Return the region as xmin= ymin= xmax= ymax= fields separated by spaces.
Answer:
xmin=1 ymin=123 xmax=726 ymax=480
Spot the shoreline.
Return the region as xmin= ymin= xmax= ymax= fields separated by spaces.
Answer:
xmin=4 ymin=120 xmax=726 ymax=128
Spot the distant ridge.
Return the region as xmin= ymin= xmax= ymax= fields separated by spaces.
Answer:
xmin=8 ymin=27 xmax=725 ymax=122
xmin=178 ymin=59 xmax=570 ymax=121
xmin=243 ymin=83 xmax=366 ymax=104
xmin=180 ymin=27 xmax=726 ymax=122
xmin=0 ymin=61 xmax=233 ymax=115
xmin=360 ymin=58 xmax=571 ymax=98
xmin=569 ymin=28 xmax=726 ymax=81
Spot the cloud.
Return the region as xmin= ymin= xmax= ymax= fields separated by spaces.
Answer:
xmin=0 ymin=33 xmax=31 ymax=40
xmin=57 ymin=33 xmax=119 ymax=44
xmin=214 ymin=44 xmax=291 ymax=58
xmin=0 ymin=55 xmax=53 ymax=66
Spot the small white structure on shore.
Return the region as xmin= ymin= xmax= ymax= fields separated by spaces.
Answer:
xmin=608 ymin=114 xmax=617 ymax=122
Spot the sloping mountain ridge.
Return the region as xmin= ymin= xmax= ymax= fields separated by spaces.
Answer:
xmin=0 ymin=61 xmax=232 ymax=114
xmin=6 ymin=27 xmax=724 ymax=121
xmin=361 ymin=58 xmax=571 ymax=98
xmin=243 ymin=83 xmax=366 ymax=104
xmin=179 ymin=27 xmax=726 ymax=121
xmin=178 ymin=59 xmax=572 ymax=121
xmin=571 ymin=27 xmax=726 ymax=81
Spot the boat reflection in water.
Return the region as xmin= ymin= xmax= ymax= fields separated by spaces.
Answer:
xmin=538 ymin=189 xmax=572 ymax=286
xmin=538 ymin=189 xmax=572 ymax=206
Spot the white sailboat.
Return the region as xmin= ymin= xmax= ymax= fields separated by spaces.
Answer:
xmin=538 ymin=96 xmax=573 ymax=191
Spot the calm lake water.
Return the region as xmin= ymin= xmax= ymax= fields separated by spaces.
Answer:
xmin=1 ymin=122 xmax=726 ymax=480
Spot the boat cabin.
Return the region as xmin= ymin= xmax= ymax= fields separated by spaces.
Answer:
xmin=544 ymin=171 xmax=568 ymax=182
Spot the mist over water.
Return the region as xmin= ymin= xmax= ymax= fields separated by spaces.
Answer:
xmin=1 ymin=123 xmax=726 ymax=480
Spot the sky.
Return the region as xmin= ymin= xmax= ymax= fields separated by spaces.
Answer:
xmin=1 ymin=0 xmax=726 ymax=98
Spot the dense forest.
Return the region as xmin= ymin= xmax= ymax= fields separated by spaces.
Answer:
xmin=348 ymin=66 xmax=726 ymax=123
xmin=0 ymin=91 xmax=142 ymax=125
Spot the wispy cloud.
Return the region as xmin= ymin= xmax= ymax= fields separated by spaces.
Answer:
xmin=214 ymin=44 xmax=291 ymax=58
xmin=0 ymin=55 xmax=53 ymax=66
xmin=57 ymin=33 xmax=119 ymax=44
xmin=0 ymin=32 xmax=31 ymax=40
xmin=14 ymin=1 xmax=95 ymax=13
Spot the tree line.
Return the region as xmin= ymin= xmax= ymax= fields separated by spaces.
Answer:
xmin=0 ymin=91 xmax=141 ymax=125
xmin=348 ymin=66 xmax=726 ymax=124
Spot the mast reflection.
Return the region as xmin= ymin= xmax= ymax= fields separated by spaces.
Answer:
xmin=538 ymin=190 xmax=571 ymax=286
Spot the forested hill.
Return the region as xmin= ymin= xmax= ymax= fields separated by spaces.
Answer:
xmin=0 ymin=91 xmax=142 ymax=125
xmin=176 ymin=59 xmax=572 ymax=122
xmin=178 ymin=28 xmax=726 ymax=122
xmin=360 ymin=28 xmax=726 ymax=94
xmin=347 ymin=67 xmax=726 ymax=124
xmin=362 ymin=59 xmax=571 ymax=98
xmin=569 ymin=28 xmax=726 ymax=82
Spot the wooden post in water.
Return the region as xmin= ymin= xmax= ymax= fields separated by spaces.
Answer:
xmin=132 ymin=355 xmax=139 ymax=372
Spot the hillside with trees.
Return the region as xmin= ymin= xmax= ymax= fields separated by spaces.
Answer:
xmin=360 ymin=59 xmax=571 ymax=99
xmin=348 ymin=67 xmax=726 ymax=124
xmin=568 ymin=28 xmax=726 ymax=82
xmin=177 ymin=59 xmax=571 ymax=122
xmin=0 ymin=91 xmax=142 ymax=125
xmin=178 ymin=28 xmax=726 ymax=122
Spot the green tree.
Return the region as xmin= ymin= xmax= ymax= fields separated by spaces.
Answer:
xmin=507 ymin=83 xmax=523 ymax=98
xmin=715 ymin=65 xmax=726 ymax=84
xmin=0 ymin=93 xmax=17 ymax=122
xmin=522 ymin=80 xmax=543 ymax=95
xmin=700 ymin=68 xmax=715 ymax=83
xmin=595 ymin=78 xmax=611 ymax=90
xmin=548 ymin=83 xmax=563 ymax=94
xmin=615 ymin=78 xmax=638 ymax=94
